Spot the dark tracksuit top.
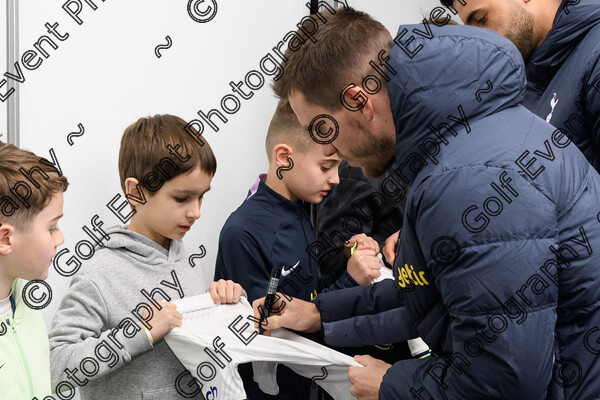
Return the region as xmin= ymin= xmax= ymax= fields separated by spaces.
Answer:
xmin=214 ymin=175 xmax=357 ymax=399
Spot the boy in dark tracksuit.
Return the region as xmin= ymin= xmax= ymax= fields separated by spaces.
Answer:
xmin=214 ymin=99 xmax=382 ymax=399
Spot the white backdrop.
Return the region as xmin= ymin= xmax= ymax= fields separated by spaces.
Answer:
xmin=1 ymin=3 xmax=6 ymax=136
xmin=6 ymin=0 xmax=450 ymax=351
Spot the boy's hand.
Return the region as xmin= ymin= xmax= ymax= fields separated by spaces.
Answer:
xmin=209 ymin=279 xmax=246 ymax=304
xmin=349 ymin=355 xmax=391 ymax=399
xmin=344 ymin=234 xmax=379 ymax=259
xmin=347 ymin=249 xmax=382 ymax=286
xmin=382 ymin=230 xmax=401 ymax=265
xmin=252 ymin=294 xmax=321 ymax=335
xmin=147 ymin=300 xmax=183 ymax=343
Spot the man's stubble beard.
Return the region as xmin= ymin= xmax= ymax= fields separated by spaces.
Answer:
xmin=506 ymin=2 xmax=537 ymax=60
xmin=349 ymin=121 xmax=395 ymax=178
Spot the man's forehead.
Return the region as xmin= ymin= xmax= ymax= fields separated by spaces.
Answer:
xmin=455 ymin=0 xmax=485 ymax=13
xmin=456 ymin=0 xmax=485 ymax=7
xmin=320 ymin=143 xmax=339 ymax=158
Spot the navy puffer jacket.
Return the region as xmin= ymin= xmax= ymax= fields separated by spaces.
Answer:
xmin=315 ymin=24 xmax=600 ymax=399
xmin=524 ymin=0 xmax=600 ymax=172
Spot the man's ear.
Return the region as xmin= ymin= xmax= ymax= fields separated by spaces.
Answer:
xmin=124 ymin=178 xmax=146 ymax=207
xmin=341 ymin=84 xmax=375 ymax=121
xmin=273 ymin=144 xmax=293 ymax=167
xmin=0 ymin=223 xmax=14 ymax=255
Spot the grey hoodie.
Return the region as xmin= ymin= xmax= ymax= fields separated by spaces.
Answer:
xmin=49 ymin=226 xmax=207 ymax=400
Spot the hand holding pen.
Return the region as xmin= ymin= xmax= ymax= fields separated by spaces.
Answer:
xmin=345 ymin=234 xmax=382 ymax=286
xmin=258 ymin=268 xmax=281 ymax=335
xmin=343 ymin=233 xmax=380 ymax=258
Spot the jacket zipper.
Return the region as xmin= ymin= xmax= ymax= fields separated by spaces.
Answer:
xmin=8 ymin=315 xmax=35 ymax=398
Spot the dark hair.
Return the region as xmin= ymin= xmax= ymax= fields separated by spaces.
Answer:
xmin=440 ymin=0 xmax=454 ymax=8
xmin=271 ymin=7 xmax=392 ymax=110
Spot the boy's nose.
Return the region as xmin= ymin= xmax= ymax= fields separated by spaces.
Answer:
xmin=187 ymin=204 xmax=201 ymax=220
xmin=329 ymin=172 xmax=340 ymax=186
xmin=55 ymin=229 xmax=65 ymax=247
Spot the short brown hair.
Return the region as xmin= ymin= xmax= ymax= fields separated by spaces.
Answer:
xmin=118 ymin=115 xmax=217 ymax=197
xmin=272 ymin=7 xmax=392 ymax=110
xmin=266 ymin=99 xmax=315 ymax=160
xmin=0 ymin=141 xmax=69 ymax=231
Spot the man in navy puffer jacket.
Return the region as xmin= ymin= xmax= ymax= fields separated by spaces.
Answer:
xmin=446 ymin=0 xmax=600 ymax=172
xmin=255 ymin=7 xmax=600 ymax=400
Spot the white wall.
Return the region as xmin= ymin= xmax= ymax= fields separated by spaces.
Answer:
xmin=0 ymin=2 xmax=7 ymax=137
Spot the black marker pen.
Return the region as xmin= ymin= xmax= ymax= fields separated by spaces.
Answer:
xmin=259 ymin=268 xmax=281 ymax=335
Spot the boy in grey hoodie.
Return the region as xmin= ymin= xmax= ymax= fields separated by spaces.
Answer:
xmin=49 ymin=115 xmax=245 ymax=400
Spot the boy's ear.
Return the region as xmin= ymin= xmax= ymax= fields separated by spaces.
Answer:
xmin=124 ymin=178 xmax=146 ymax=207
xmin=0 ymin=223 xmax=14 ymax=255
xmin=273 ymin=144 xmax=293 ymax=167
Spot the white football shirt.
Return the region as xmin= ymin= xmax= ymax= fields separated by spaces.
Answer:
xmin=165 ymin=294 xmax=361 ymax=400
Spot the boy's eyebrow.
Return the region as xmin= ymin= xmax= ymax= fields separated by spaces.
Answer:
xmin=322 ymin=157 xmax=340 ymax=164
xmin=172 ymin=187 xmax=211 ymax=195
xmin=51 ymin=214 xmax=64 ymax=221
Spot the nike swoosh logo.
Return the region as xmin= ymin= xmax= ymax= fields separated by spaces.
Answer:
xmin=281 ymin=261 xmax=300 ymax=276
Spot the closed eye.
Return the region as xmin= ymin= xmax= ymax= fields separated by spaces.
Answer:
xmin=175 ymin=197 xmax=186 ymax=203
